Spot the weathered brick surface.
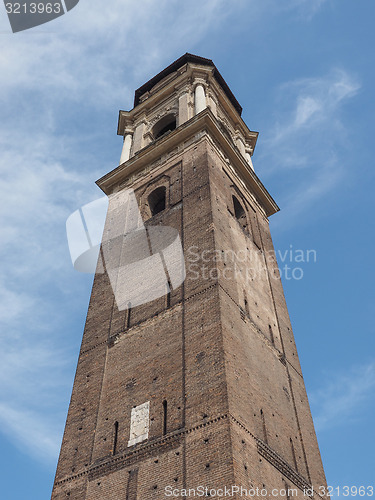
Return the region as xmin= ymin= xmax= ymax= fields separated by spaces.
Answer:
xmin=52 ymin=126 xmax=327 ymax=499
xmin=207 ymin=140 xmax=327 ymax=496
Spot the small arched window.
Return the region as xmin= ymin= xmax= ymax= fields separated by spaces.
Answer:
xmin=148 ymin=186 xmax=166 ymax=216
xmin=232 ymin=195 xmax=248 ymax=232
xmin=152 ymin=114 xmax=176 ymax=140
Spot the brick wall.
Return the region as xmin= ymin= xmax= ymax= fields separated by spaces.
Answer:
xmin=52 ymin=133 xmax=327 ymax=499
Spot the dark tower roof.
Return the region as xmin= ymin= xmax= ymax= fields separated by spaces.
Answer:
xmin=134 ymin=53 xmax=243 ymax=116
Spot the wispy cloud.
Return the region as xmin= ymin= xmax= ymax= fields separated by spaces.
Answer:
xmin=310 ymin=362 xmax=375 ymax=432
xmin=0 ymin=0 xmax=243 ymax=467
xmin=259 ymin=69 xmax=360 ymax=226
xmin=280 ymin=0 xmax=329 ymax=19
xmin=0 ymin=307 xmax=73 ymax=465
xmin=0 ymin=0 xmax=235 ymax=109
xmin=272 ymin=69 xmax=360 ymax=146
xmin=0 ymin=404 xmax=62 ymax=464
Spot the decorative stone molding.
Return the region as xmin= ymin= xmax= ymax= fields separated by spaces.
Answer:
xmin=55 ymin=412 xmax=229 ymax=486
xmin=99 ymin=109 xmax=278 ymax=217
xmin=228 ymin=414 xmax=312 ymax=495
xmin=256 ymin=439 xmax=312 ymax=495
xmin=148 ymin=105 xmax=179 ymax=130
xmin=245 ymin=152 xmax=255 ymax=171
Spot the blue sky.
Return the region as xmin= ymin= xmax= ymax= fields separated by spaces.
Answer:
xmin=0 ymin=1 xmax=374 ymax=498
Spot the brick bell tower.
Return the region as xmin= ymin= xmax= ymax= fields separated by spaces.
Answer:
xmin=52 ymin=54 xmax=328 ymax=499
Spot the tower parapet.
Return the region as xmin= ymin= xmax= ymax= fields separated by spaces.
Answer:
xmin=117 ymin=53 xmax=257 ymax=171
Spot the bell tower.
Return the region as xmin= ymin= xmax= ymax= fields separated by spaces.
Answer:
xmin=52 ymin=54 xmax=327 ymax=499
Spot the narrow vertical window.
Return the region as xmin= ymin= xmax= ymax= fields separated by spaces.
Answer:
xmin=269 ymin=325 xmax=275 ymax=345
xmin=260 ymin=409 xmax=268 ymax=444
xmin=162 ymin=400 xmax=168 ymax=436
xmin=166 ymin=281 xmax=171 ymax=309
xmin=113 ymin=421 xmax=119 ymax=455
xmin=290 ymin=438 xmax=298 ymax=471
xmin=126 ymin=469 xmax=138 ymax=500
xmin=283 ymin=481 xmax=291 ymax=500
xmin=126 ymin=302 xmax=132 ymax=329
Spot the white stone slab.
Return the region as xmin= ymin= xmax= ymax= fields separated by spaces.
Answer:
xmin=128 ymin=401 xmax=150 ymax=447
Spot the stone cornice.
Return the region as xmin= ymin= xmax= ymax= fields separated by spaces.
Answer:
xmin=54 ymin=412 xmax=315 ymax=496
xmin=98 ymin=108 xmax=279 ymax=217
xmin=133 ymin=53 xmax=242 ymax=114
xmin=54 ymin=413 xmax=229 ymax=486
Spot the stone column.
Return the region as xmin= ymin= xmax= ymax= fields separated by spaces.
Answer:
xmin=120 ymin=133 xmax=133 ymax=164
xmin=246 ymin=152 xmax=255 ymax=171
xmin=194 ymin=84 xmax=206 ymax=115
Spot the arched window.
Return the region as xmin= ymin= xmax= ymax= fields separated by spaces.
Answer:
xmin=232 ymin=195 xmax=248 ymax=232
xmin=148 ymin=186 xmax=166 ymax=216
xmin=152 ymin=114 xmax=176 ymax=140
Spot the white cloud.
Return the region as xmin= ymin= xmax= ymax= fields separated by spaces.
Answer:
xmin=0 ymin=403 xmax=62 ymax=464
xmin=0 ymin=0 xmax=246 ymax=467
xmin=279 ymin=158 xmax=341 ymax=220
xmin=0 ymin=283 xmax=36 ymax=326
xmin=0 ymin=307 xmax=72 ymax=465
xmin=295 ymin=96 xmax=322 ymax=127
xmin=281 ymin=0 xmax=329 ymax=19
xmin=258 ymin=69 xmax=360 ymax=226
xmin=0 ymin=0 xmax=358 ymax=468
xmin=0 ymin=0 xmax=236 ymax=109
xmin=271 ymin=69 xmax=360 ymax=147
xmin=310 ymin=362 xmax=375 ymax=432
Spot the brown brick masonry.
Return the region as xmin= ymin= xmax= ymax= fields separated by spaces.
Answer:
xmin=54 ymin=412 xmax=314 ymax=495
